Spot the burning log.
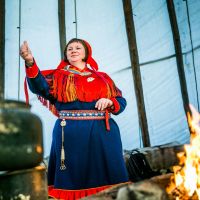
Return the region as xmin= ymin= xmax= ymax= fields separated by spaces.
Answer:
xmin=167 ymin=183 xmax=199 ymax=200
xmin=150 ymin=173 xmax=173 ymax=190
xmin=150 ymin=174 xmax=199 ymax=199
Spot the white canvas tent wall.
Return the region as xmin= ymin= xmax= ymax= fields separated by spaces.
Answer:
xmin=3 ymin=0 xmax=199 ymax=156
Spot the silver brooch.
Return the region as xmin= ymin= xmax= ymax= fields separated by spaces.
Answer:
xmin=87 ymin=77 xmax=95 ymax=82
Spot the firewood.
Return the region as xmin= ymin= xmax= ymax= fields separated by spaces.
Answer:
xmin=124 ymin=143 xmax=184 ymax=172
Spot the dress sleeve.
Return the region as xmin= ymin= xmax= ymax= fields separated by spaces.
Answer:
xmin=109 ymin=96 xmax=127 ymax=115
xmin=25 ymin=60 xmax=55 ymax=103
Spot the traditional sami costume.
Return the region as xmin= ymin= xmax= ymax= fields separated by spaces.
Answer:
xmin=24 ymin=41 xmax=129 ymax=200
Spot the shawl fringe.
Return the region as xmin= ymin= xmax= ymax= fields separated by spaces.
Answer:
xmin=37 ymin=96 xmax=59 ymax=117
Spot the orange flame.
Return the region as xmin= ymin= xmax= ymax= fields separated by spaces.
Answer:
xmin=167 ymin=104 xmax=200 ymax=199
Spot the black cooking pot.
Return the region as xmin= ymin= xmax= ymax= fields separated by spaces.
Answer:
xmin=0 ymin=166 xmax=48 ymax=200
xmin=0 ymin=100 xmax=43 ymax=170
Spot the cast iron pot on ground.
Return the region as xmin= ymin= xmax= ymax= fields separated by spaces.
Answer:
xmin=0 ymin=100 xmax=43 ymax=170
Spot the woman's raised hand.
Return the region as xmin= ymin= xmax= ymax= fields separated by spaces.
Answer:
xmin=20 ymin=41 xmax=34 ymax=64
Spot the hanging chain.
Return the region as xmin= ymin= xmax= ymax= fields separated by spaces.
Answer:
xmin=60 ymin=119 xmax=66 ymax=170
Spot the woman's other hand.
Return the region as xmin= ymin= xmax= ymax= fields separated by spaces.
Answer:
xmin=20 ymin=41 xmax=34 ymax=64
xmin=95 ymin=98 xmax=113 ymax=111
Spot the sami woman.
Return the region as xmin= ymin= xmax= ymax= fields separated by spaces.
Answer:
xmin=20 ymin=38 xmax=129 ymax=200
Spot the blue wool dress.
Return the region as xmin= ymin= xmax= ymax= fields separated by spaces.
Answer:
xmin=26 ymin=63 xmax=129 ymax=198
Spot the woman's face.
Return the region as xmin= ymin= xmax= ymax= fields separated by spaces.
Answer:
xmin=66 ymin=42 xmax=86 ymax=64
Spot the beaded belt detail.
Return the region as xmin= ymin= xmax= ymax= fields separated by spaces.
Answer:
xmin=59 ymin=110 xmax=111 ymax=120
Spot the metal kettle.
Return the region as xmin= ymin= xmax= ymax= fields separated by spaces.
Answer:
xmin=0 ymin=100 xmax=43 ymax=171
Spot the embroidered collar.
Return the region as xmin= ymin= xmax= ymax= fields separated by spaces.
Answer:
xmin=62 ymin=65 xmax=92 ymax=76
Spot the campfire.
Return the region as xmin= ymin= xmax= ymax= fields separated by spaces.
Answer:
xmin=166 ymin=104 xmax=200 ymax=199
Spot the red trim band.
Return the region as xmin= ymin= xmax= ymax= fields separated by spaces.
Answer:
xmin=48 ymin=182 xmax=131 ymax=200
xmin=25 ymin=60 xmax=39 ymax=78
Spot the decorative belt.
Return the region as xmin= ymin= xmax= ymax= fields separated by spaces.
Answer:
xmin=58 ymin=109 xmax=111 ymax=171
xmin=59 ymin=110 xmax=111 ymax=120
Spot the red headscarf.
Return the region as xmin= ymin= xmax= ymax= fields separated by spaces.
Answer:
xmin=57 ymin=39 xmax=98 ymax=71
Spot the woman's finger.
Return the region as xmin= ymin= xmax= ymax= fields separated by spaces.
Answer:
xmin=24 ymin=41 xmax=29 ymax=49
xmin=95 ymin=101 xmax=99 ymax=109
xmin=98 ymin=101 xmax=102 ymax=110
xmin=20 ymin=45 xmax=27 ymax=55
xmin=101 ymin=100 xmax=108 ymax=110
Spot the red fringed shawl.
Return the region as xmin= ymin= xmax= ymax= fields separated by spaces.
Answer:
xmin=34 ymin=66 xmax=122 ymax=116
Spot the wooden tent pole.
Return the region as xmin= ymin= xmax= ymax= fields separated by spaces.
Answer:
xmin=0 ymin=0 xmax=5 ymax=100
xmin=122 ymin=0 xmax=150 ymax=147
xmin=166 ymin=0 xmax=190 ymax=115
xmin=58 ymin=0 xmax=66 ymax=59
